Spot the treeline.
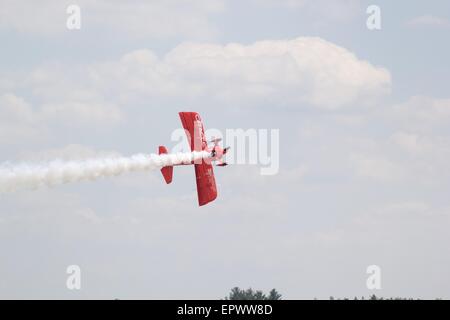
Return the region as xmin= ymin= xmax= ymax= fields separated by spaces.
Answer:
xmin=224 ymin=288 xmax=438 ymax=300
xmin=224 ymin=287 xmax=282 ymax=300
xmin=329 ymin=295 xmax=440 ymax=300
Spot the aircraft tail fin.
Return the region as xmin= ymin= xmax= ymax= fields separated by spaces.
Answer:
xmin=159 ymin=146 xmax=173 ymax=184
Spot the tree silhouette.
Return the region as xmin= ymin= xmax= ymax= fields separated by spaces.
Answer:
xmin=225 ymin=287 xmax=282 ymax=300
xmin=268 ymin=289 xmax=282 ymax=300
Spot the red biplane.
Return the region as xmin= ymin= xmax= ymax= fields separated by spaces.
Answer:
xmin=158 ymin=112 xmax=229 ymax=206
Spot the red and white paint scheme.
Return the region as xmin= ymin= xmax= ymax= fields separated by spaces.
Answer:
xmin=158 ymin=112 xmax=229 ymax=206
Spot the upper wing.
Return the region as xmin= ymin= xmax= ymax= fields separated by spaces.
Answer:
xmin=195 ymin=162 xmax=217 ymax=206
xmin=179 ymin=112 xmax=217 ymax=206
xmin=179 ymin=112 xmax=207 ymax=152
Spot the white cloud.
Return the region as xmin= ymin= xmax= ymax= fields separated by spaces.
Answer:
xmin=0 ymin=93 xmax=43 ymax=144
xmin=293 ymin=93 xmax=450 ymax=187
xmin=0 ymin=89 xmax=121 ymax=144
xmin=0 ymin=93 xmax=33 ymax=123
xmin=1 ymin=0 xmax=450 ymax=300
xmin=89 ymin=37 xmax=391 ymax=109
xmin=0 ymin=80 xmax=122 ymax=146
xmin=0 ymin=63 xmax=123 ymax=130
xmin=386 ymin=96 xmax=450 ymax=132
xmin=406 ymin=15 xmax=450 ymax=28
xmin=348 ymin=129 xmax=450 ymax=185
xmin=3 ymin=37 xmax=390 ymax=136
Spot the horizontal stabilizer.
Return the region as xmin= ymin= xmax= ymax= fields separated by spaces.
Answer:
xmin=159 ymin=146 xmax=173 ymax=184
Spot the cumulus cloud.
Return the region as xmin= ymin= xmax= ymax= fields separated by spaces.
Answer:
xmin=3 ymin=36 xmax=390 ymax=135
xmin=89 ymin=37 xmax=391 ymax=109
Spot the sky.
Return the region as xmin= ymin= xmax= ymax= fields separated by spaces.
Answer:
xmin=1 ymin=0 xmax=450 ymax=299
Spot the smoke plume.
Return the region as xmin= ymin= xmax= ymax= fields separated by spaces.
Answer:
xmin=0 ymin=151 xmax=208 ymax=193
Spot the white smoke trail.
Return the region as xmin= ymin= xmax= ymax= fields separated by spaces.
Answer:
xmin=0 ymin=151 xmax=209 ymax=193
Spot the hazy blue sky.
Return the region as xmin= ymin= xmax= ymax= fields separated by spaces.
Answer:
xmin=1 ymin=0 xmax=450 ymax=299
